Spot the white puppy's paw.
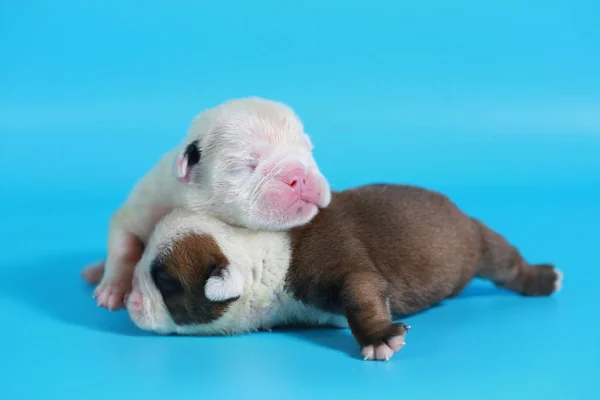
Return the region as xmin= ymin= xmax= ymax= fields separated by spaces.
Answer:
xmin=93 ymin=274 xmax=132 ymax=311
xmin=82 ymin=260 xmax=105 ymax=285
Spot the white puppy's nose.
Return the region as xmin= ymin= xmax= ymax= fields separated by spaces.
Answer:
xmin=277 ymin=166 xmax=329 ymax=208
xmin=281 ymin=168 xmax=306 ymax=191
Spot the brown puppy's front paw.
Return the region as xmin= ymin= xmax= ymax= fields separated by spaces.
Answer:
xmin=360 ymin=322 xmax=410 ymax=361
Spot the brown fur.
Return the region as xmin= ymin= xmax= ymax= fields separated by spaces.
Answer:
xmin=152 ymin=234 xmax=235 ymax=325
xmin=151 ymin=184 xmax=560 ymax=351
xmin=285 ymin=184 xmax=559 ymax=349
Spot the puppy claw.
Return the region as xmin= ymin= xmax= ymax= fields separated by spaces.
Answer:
xmin=386 ymin=335 xmax=407 ymax=352
xmin=361 ymin=345 xmax=375 ymax=361
xmin=373 ymin=343 xmax=395 ymax=360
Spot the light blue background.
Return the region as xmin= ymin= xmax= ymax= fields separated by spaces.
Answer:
xmin=1 ymin=1 xmax=598 ymax=399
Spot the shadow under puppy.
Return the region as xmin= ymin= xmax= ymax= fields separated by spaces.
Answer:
xmin=127 ymin=184 xmax=563 ymax=361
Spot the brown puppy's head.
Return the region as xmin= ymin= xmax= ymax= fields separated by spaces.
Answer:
xmin=145 ymin=235 xmax=236 ymax=327
xmin=126 ymin=209 xmax=266 ymax=335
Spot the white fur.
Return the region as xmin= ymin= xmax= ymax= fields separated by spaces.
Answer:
xmin=114 ymin=96 xmax=329 ymax=240
xmin=89 ymin=97 xmax=331 ymax=310
xmin=128 ymin=209 xmax=348 ymax=335
xmin=554 ymin=269 xmax=563 ymax=292
xmin=205 ymin=266 xmax=244 ymax=302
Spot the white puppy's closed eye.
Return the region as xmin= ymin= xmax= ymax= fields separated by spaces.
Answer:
xmin=205 ymin=265 xmax=244 ymax=302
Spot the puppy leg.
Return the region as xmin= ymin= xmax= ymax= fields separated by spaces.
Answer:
xmin=474 ymin=219 xmax=562 ymax=296
xmin=93 ymin=228 xmax=144 ymax=310
xmin=342 ymin=272 xmax=410 ymax=361
xmin=82 ymin=260 xmax=105 ymax=284
xmin=82 ymin=157 xmax=176 ymax=309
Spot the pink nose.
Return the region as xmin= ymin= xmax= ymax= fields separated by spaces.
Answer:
xmin=127 ymin=291 xmax=143 ymax=311
xmin=278 ymin=167 xmax=327 ymax=207
xmin=282 ymin=170 xmax=306 ymax=192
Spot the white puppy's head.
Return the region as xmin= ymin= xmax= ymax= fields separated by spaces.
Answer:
xmin=175 ymin=97 xmax=331 ymax=230
xmin=126 ymin=208 xmax=270 ymax=335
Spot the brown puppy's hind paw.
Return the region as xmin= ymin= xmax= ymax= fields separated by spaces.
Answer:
xmin=521 ymin=264 xmax=563 ymax=296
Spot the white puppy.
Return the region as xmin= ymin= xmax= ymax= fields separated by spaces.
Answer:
xmin=82 ymin=97 xmax=331 ymax=310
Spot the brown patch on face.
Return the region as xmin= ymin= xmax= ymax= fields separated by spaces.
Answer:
xmin=150 ymin=233 xmax=236 ymax=326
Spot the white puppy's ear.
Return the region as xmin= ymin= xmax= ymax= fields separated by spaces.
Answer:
xmin=205 ymin=264 xmax=244 ymax=302
xmin=175 ymin=140 xmax=201 ymax=183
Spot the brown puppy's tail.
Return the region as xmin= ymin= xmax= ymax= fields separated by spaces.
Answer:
xmin=472 ymin=218 xmax=562 ymax=296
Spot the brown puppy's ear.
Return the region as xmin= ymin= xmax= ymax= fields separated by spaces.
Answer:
xmin=204 ymin=263 xmax=244 ymax=302
xmin=175 ymin=140 xmax=201 ymax=183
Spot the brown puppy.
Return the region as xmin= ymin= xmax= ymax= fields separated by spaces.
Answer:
xmin=126 ymin=184 xmax=562 ymax=361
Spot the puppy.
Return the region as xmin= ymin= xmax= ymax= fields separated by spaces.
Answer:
xmin=81 ymin=97 xmax=331 ymax=310
xmin=126 ymin=184 xmax=563 ymax=361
